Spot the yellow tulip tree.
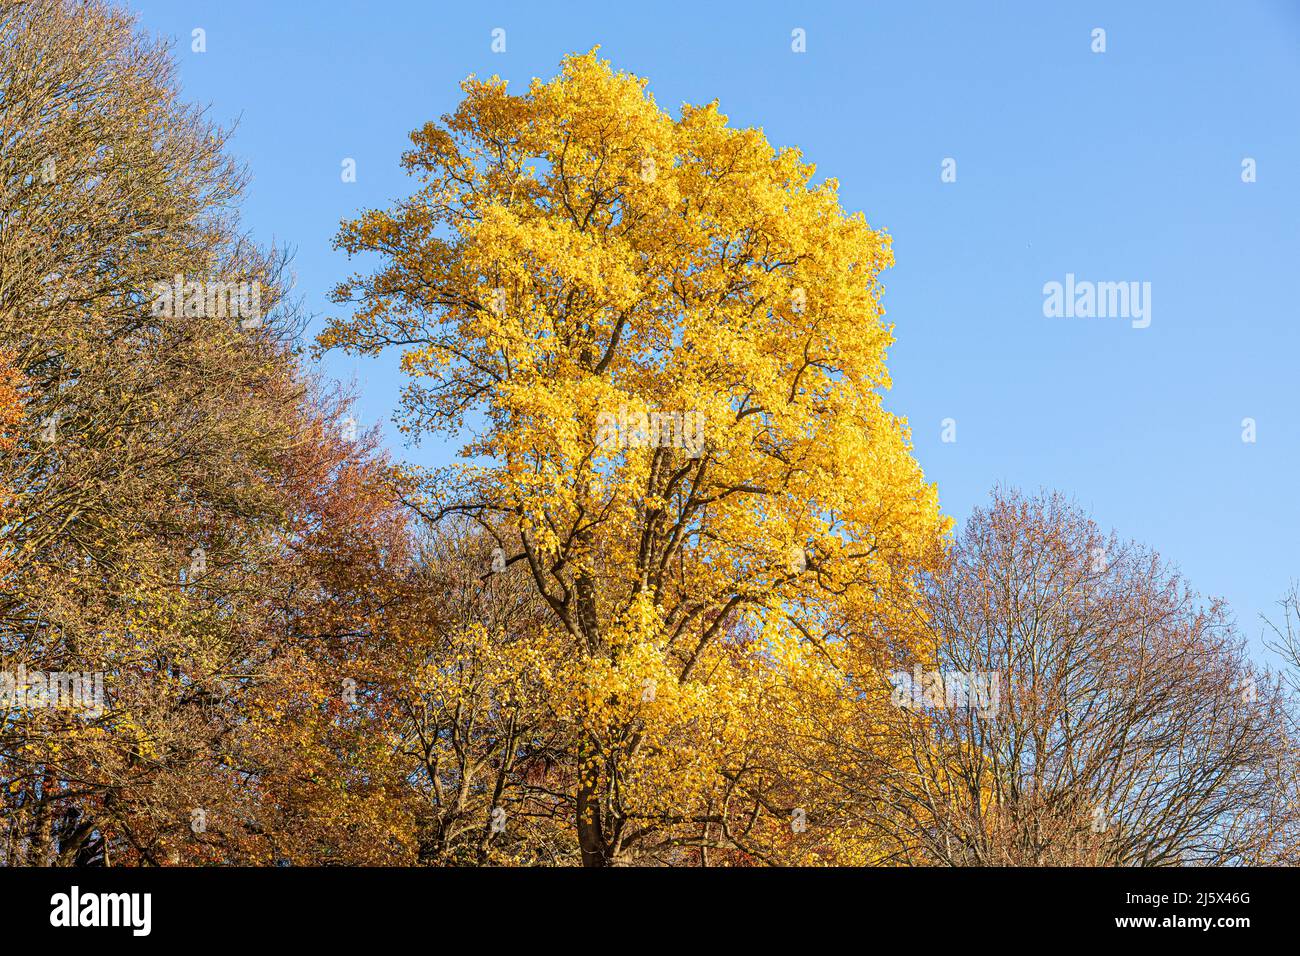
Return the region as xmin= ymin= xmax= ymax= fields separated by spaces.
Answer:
xmin=321 ymin=50 xmax=949 ymax=865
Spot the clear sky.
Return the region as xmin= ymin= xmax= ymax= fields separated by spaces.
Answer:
xmin=123 ymin=0 xmax=1300 ymax=659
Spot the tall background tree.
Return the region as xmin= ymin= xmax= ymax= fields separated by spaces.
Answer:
xmin=0 ymin=0 xmax=413 ymax=865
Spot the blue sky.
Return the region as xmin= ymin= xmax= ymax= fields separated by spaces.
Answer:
xmin=125 ymin=0 xmax=1300 ymax=658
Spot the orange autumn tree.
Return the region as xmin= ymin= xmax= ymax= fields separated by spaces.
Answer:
xmin=321 ymin=50 xmax=949 ymax=865
xmin=0 ymin=0 xmax=418 ymax=865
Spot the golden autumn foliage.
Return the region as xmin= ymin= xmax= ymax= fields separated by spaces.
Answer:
xmin=322 ymin=49 xmax=950 ymax=864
